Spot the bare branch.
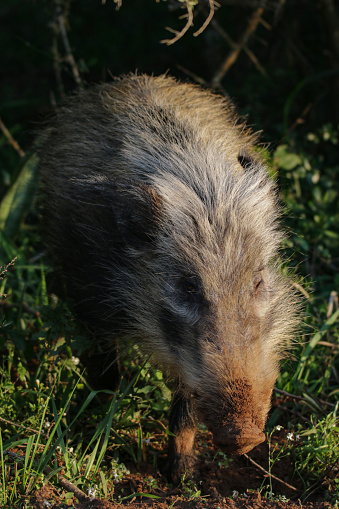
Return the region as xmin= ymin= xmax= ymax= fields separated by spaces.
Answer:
xmin=44 ymin=465 xmax=90 ymax=501
xmin=208 ymin=14 xmax=267 ymax=75
xmin=244 ymin=453 xmax=298 ymax=492
xmin=274 ymin=387 xmax=336 ymax=409
xmin=0 ymin=119 xmax=25 ymax=158
xmin=211 ymin=3 xmax=267 ymax=87
xmin=0 ymin=301 xmax=41 ymax=319
xmin=194 ymin=0 xmax=217 ymax=37
xmin=4 ymin=450 xmax=90 ymax=502
xmin=162 ymin=0 xmax=218 ymax=45
xmin=162 ymin=2 xmax=194 ymax=45
xmin=176 ymin=64 xmax=209 ymax=86
xmin=318 ymin=341 xmax=339 ymax=350
xmin=0 ymin=416 xmax=48 ymax=438
xmin=54 ymin=0 xmax=83 ymax=90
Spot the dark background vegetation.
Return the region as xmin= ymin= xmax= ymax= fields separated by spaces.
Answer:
xmin=0 ymin=1 xmax=339 ymax=507
xmin=1 ymin=0 xmax=339 ymax=140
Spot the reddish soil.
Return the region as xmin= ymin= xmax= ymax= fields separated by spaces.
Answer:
xmin=30 ymin=487 xmax=332 ymax=509
xmin=25 ymin=430 xmax=335 ymax=509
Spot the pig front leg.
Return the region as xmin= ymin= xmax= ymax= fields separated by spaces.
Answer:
xmin=168 ymin=389 xmax=197 ymax=485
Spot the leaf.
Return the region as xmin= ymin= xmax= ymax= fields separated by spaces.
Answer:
xmin=99 ymin=471 xmax=108 ymax=497
xmin=295 ymin=236 xmax=309 ymax=252
xmin=0 ymin=154 xmax=39 ymax=238
xmin=274 ymin=145 xmax=302 ymax=170
xmin=17 ymin=362 xmax=27 ymax=381
xmin=296 ymin=308 xmax=339 ymax=381
xmin=324 ymin=230 xmax=339 ymax=239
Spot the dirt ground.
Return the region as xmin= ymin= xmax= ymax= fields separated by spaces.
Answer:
xmin=26 ymin=429 xmax=336 ymax=509
xmin=30 ymin=489 xmax=333 ymax=509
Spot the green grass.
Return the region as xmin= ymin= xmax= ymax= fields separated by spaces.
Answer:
xmin=0 ymin=125 xmax=338 ymax=507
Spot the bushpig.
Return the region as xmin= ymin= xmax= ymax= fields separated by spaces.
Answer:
xmin=39 ymin=74 xmax=298 ymax=482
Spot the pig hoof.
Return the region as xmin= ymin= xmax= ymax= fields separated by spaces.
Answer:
xmin=167 ymin=454 xmax=196 ymax=486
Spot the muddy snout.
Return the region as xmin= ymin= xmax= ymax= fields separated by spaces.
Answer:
xmin=212 ymin=420 xmax=266 ymax=455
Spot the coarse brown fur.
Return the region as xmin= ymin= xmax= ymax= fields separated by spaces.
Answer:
xmin=39 ymin=74 xmax=300 ymax=483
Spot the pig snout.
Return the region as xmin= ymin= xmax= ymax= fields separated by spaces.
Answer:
xmin=212 ymin=419 xmax=266 ymax=455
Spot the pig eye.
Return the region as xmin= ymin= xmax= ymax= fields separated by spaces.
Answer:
xmin=178 ymin=276 xmax=202 ymax=306
xmin=165 ymin=274 xmax=203 ymax=321
xmin=254 ymin=277 xmax=265 ymax=296
xmin=182 ymin=278 xmax=199 ymax=295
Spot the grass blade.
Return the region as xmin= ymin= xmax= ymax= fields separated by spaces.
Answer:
xmin=0 ymin=154 xmax=39 ymax=238
xmin=296 ymin=308 xmax=339 ymax=381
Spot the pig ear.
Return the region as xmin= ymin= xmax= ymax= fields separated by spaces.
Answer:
xmin=110 ymin=182 xmax=163 ymax=251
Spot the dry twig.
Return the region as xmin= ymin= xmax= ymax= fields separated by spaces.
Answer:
xmin=0 ymin=417 xmax=48 ymax=438
xmin=176 ymin=64 xmax=208 ymax=86
xmin=54 ymin=0 xmax=83 ymax=90
xmin=317 ymin=341 xmax=339 ymax=350
xmin=244 ymin=453 xmax=298 ymax=492
xmin=0 ymin=300 xmax=40 ymax=319
xmin=194 ymin=0 xmax=216 ymax=37
xmin=274 ymin=387 xmax=336 ymax=409
xmin=162 ymin=2 xmax=194 ymax=45
xmin=4 ymin=450 xmax=90 ymax=502
xmin=162 ymin=0 xmax=218 ymax=45
xmin=206 ymin=9 xmax=267 ymax=76
xmin=44 ymin=465 xmax=90 ymax=501
xmin=0 ymin=118 xmax=25 ymax=158
xmin=275 ymin=404 xmax=311 ymax=424
xmin=211 ymin=2 xmax=267 ymax=87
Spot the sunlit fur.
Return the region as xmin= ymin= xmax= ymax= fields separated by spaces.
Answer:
xmin=39 ymin=74 xmax=300 ymax=447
